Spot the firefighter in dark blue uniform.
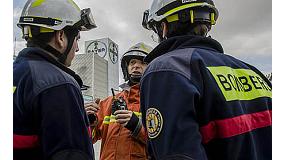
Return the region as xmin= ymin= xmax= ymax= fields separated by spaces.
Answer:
xmin=13 ymin=0 xmax=97 ymax=159
xmin=141 ymin=0 xmax=272 ymax=159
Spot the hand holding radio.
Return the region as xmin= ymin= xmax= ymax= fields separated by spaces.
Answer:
xmin=110 ymin=88 xmax=140 ymax=132
xmin=111 ymin=88 xmax=128 ymax=115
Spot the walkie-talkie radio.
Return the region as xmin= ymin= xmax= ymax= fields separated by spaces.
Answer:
xmin=111 ymin=88 xmax=128 ymax=115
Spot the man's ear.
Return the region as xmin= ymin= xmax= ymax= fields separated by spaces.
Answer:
xmin=161 ymin=22 xmax=168 ymax=39
xmin=54 ymin=30 xmax=66 ymax=49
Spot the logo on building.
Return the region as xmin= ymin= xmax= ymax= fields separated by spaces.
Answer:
xmin=109 ymin=42 xmax=118 ymax=64
xmin=86 ymin=40 xmax=107 ymax=58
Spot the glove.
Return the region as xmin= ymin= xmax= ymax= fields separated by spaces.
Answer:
xmin=125 ymin=112 xmax=142 ymax=137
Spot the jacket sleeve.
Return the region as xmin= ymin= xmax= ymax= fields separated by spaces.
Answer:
xmin=125 ymin=112 xmax=147 ymax=144
xmin=134 ymin=124 xmax=147 ymax=145
xmin=34 ymin=84 xmax=94 ymax=160
xmin=140 ymin=70 xmax=208 ymax=160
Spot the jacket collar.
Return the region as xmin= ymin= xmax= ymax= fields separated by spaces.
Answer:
xmin=17 ymin=47 xmax=83 ymax=88
xmin=144 ymin=35 xmax=224 ymax=63
xmin=119 ymin=82 xmax=140 ymax=92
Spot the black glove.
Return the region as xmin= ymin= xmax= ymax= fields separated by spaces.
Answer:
xmin=88 ymin=114 xmax=97 ymax=125
xmin=125 ymin=112 xmax=142 ymax=137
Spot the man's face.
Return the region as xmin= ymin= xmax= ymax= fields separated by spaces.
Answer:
xmin=65 ymin=33 xmax=80 ymax=67
xmin=127 ymin=58 xmax=147 ymax=76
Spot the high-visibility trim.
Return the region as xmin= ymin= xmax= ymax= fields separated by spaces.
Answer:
xmin=207 ymin=66 xmax=272 ymax=101
xmin=103 ymin=116 xmax=110 ymax=124
xmin=13 ymin=134 xmax=39 ymax=149
xmin=13 ymin=86 xmax=16 ymax=93
xmin=165 ymin=9 xmax=207 ymax=24
xmin=31 ymin=0 xmax=46 ymax=8
xmin=200 ymin=110 xmax=272 ymax=144
xmin=163 ymin=2 xmax=214 ymax=18
xmin=91 ymin=127 xmax=96 ymax=140
xmin=134 ymin=112 xmax=142 ymax=117
xmin=67 ymin=0 xmax=81 ymax=11
xmin=103 ymin=112 xmax=142 ymax=125
xmin=103 ymin=115 xmax=116 ymax=124
xmin=110 ymin=115 xmax=116 ymax=123
xmin=166 ymin=14 xmax=179 ymax=22
xmin=28 ymin=26 xmax=32 ymax=38
xmin=210 ymin=13 xmax=215 ymax=25
xmin=139 ymin=43 xmax=152 ymax=54
xmin=190 ymin=10 xmax=194 ymax=23
xmin=40 ymin=27 xmax=54 ymax=33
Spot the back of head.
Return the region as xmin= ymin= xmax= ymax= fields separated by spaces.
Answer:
xmin=142 ymin=0 xmax=218 ymax=40
xmin=121 ymin=42 xmax=153 ymax=85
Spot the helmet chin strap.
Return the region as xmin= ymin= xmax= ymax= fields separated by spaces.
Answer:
xmin=128 ymin=74 xmax=142 ymax=86
xmin=158 ymin=34 xmax=167 ymax=43
xmin=155 ymin=22 xmax=167 ymax=43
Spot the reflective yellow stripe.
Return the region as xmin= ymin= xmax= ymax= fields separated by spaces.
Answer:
xmin=207 ymin=66 xmax=272 ymax=101
xmin=31 ymin=0 xmax=46 ymax=8
xmin=67 ymin=0 xmax=80 ymax=11
xmin=91 ymin=127 xmax=96 ymax=140
xmin=110 ymin=115 xmax=116 ymax=123
xmin=211 ymin=13 xmax=215 ymax=25
xmin=163 ymin=2 xmax=214 ymax=18
xmin=140 ymin=43 xmax=151 ymax=53
xmin=190 ymin=10 xmax=194 ymax=23
xmin=13 ymin=86 xmax=16 ymax=93
xmin=103 ymin=115 xmax=116 ymax=124
xmin=103 ymin=112 xmax=142 ymax=124
xmin=28 ymin=26 xmax=32 ymax=38
xmin=40 ymin=27 xmax=54 ymax=33
xmin=134 ymin=112 xmax=142 ymax=117
xmin=103 ymin=116 xmax=110 ymax=124
xmin=166 ymin=14 xmax=178 ymax=22
xmin=165 ymin=9 xmax=206 ymax=24
xmin=103 ymin=121 xmax=110 ymax=124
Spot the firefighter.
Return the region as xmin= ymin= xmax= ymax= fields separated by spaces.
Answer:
xmin=13 ymin=0 xmax=96 ymax=159
xmin=140 ymin=0 xmax=272 ymax=159
xmin=87 ymin=43 xmax=153 ymax=160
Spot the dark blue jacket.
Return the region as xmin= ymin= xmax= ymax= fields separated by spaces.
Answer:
xmin=13 ymin=47 xmax=94 ymax=160
xmin=140 ymin=35 xmax=272 ymax=160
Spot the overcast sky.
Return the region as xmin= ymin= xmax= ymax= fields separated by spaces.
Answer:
xmin=13 ymin=0 xmax=272 ymax=83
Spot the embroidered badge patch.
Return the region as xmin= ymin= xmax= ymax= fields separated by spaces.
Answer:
xmin=146 ymin=108 xmax=163 ymax=139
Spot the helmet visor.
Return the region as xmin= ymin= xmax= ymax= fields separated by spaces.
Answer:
xmin=74 ymin=8 xmax=97 ymax=31
xmin=124 ymin=51 xmax=147 ymax=57
xmin=142 ymin=10 xmax=150 ymax=30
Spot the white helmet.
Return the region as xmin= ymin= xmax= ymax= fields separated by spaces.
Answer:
xmin=142 ymin=0 xmax=218 ymax=32
xmin=121 ymin=42 xmax=153 ymax=82
xmin=18 ymin=0 xmax=96 ymax=38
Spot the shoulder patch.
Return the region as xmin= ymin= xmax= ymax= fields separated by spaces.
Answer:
xmin=146 ymin=108 xmax=163 ymax=139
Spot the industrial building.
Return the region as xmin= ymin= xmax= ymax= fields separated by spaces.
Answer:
xmin=70 ymin=38 xmax=119 ymax=100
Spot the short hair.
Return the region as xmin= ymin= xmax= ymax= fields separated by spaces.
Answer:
xmin=26 ymin=26 xmax=78 ymax=47
xmin=26 ymin=26 xmax=55 ymax=47
xmin=166 ymin=21 xmax=211 ymax=38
